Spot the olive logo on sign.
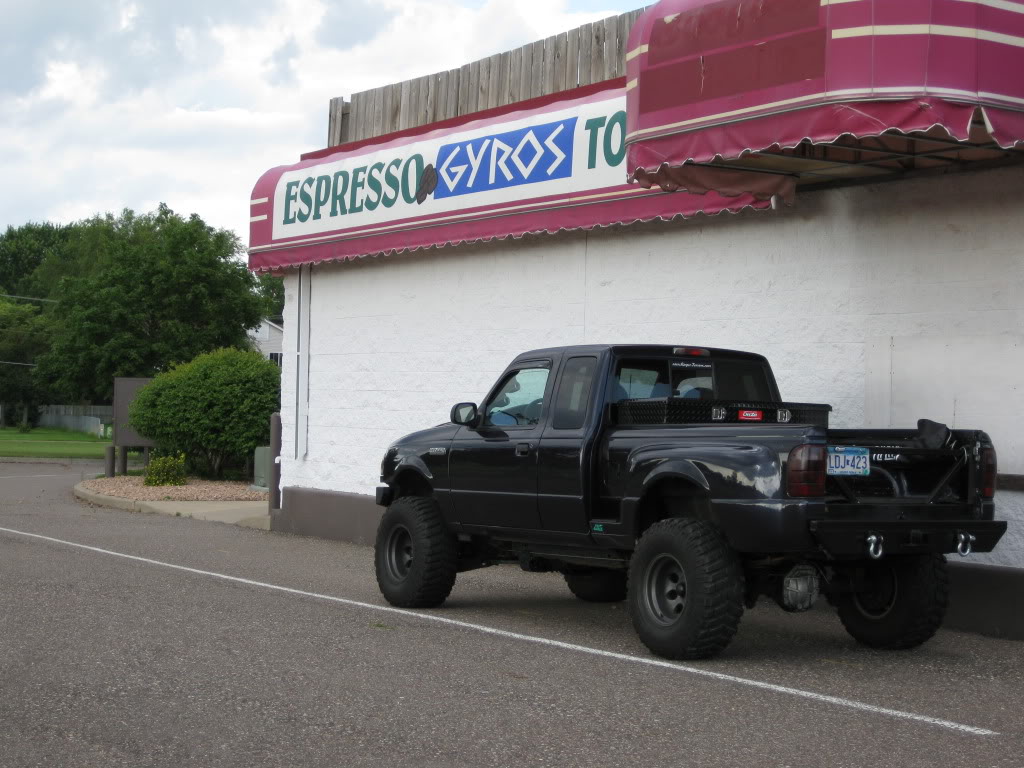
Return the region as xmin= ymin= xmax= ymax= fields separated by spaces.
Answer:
xmin=416 ymin=164 xmax=438 ymax=204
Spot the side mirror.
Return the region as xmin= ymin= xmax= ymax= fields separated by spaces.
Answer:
xmin=451 ymin=402 xmax=478 ymax=427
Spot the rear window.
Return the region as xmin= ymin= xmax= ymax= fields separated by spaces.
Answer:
xmin=613 ymin=358 xmax=774 ymax=401
xmin=713 ymin=359 xmax=774 ymax=400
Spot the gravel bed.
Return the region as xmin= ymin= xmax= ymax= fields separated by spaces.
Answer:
xmin=82 ymin=476 xmax=268 ymax=502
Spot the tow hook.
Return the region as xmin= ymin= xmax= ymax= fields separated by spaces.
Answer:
xmin=866 ymin=534 xmax=884 ymax=560
xmin=957 ymin=532 xmax=976 ymax=557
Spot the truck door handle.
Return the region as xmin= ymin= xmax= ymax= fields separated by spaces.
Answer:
xmin=515 ymin=443 xmax=532 ymax=457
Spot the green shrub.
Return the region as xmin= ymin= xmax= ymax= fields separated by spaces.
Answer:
xmin=129 ymin=348 xmax=280 ymax=478
xmin=144 ymin=453 xmax=187 ymax=486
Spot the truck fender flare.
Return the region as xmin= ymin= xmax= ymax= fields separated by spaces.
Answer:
xmin=640 ymin=460 xmax=710 ymax=494
xmin=386 ymin=455 xmax=434 ymax=487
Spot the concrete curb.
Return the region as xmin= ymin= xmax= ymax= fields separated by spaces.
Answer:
xmin=73 ymin=483 xmax=140 ymax=511
xmin=73 ymin=482 xmax=270 ymax=530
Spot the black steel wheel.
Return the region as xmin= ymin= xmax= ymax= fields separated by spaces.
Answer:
xmin=563 ymin=569 xmax=627 ymax=602
xmin=642 ymin=554 xmax=688 ymax=623
xmin=374 ymin=496 xmax=457 ymax=608
xmin=628 ymin=518 xmax=744 ymax=660
xmin=383 ymin=525 xmax=414 ymax=582
xmin=836 ymin=555 xmax=948 ymax=649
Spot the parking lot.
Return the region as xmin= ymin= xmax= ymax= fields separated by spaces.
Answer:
xmin=2 ymin=460 xmax=1023 ymax=767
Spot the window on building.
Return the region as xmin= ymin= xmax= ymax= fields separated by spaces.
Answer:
xmin=552 ymin=356 xmax=597 ymax=429
xmin=269 ymin=352 xmax=283 ymax=367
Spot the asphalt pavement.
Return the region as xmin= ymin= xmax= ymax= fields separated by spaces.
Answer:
xmin=2 ymin=460 xmax=1023 ymax=768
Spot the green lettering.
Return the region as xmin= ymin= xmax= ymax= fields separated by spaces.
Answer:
xmin=330 ymin=171 xmax=349 ymax=216
xmin=349 ymin=166 xmax=366 ymax=214
xmin=311 ymin=175 xmax=331 ymax=220
xmin=283 ymin=180 xmax=299 ymax=224
xmin=296 ymin=177 xmax=315 ymax=223
xmin=382 ymin=159 xmax=401 ymax=208
xmin=364 ymin=162 xmax=385 ymax=212
xmin=584 ymin=116 xmax=606 ymax=170
xmin=603 ymin=111 xmax=626 ymax=167
xmin=401 ymin=154 xmax=424 ymax=205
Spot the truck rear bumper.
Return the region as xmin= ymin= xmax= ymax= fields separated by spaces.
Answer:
xmin=809 ymin=519 xmax=1007 ymax=558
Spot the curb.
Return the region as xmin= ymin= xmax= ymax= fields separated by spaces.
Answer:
xmin=73 ymin=483 xmax=140 ymax=511
xmin=73 ymin=482 xmax=270 ymax=530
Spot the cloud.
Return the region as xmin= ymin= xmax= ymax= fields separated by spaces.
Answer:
xmin=0 ymin=0 xmax=641 ymax=244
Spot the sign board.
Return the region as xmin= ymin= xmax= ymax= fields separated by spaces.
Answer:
xmin=113 ymin=377 xmax=155 ymax=448
xmin=248 ymin=82 xmax=767 ymax=271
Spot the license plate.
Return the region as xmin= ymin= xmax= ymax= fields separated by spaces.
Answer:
xmin=827 ymin=446 xmax=870 ymax=476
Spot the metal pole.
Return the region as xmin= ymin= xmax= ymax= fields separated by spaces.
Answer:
xmin=116 ymin=446 xmax=128 ymax=476
xmin=104 ymin=446 xmax=115 ymax=478
xmin=269 ymin=412 xmax=282 ymax=512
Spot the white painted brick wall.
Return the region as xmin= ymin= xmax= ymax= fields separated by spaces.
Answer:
xmin=277 ymin=166 xmax=1024 ymax=568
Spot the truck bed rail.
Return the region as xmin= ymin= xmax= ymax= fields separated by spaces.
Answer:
xmin=612 ymin=399 xmax=832 ymax=427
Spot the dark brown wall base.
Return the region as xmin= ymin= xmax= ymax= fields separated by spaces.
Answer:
xmin=275 ymin=485 xmax=1022 ymax=641
xmin=946 ymin=562 xmax=1024 ymax=641
xmin=274 ymin=487 xmax=383 ymax=546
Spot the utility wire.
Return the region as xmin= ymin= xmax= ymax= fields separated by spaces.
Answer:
xmin=0 ymin=294 xmax=57 ymax=303
xmin=0 ymin=361 xmax=37 ymax=367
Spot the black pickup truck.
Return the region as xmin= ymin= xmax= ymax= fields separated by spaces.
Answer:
xmin=374 ymin=345 xmax=1006 ymax=659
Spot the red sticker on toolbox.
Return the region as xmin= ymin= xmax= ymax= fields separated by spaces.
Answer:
xmin=738 ymin=410 xmax=763 ymax=421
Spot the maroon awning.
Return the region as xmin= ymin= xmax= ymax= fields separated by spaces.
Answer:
xmin=624 ymin=0 xmax=1024 ymax=196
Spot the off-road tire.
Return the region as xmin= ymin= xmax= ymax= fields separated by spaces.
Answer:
xmin=836 ymin=554 xmax=949 ymax=650
xmin=628 ymin=518 xmax=745 ymax=660
xmin=374 ymin=496 xmax=458 ymax=608
xmin=564 ymin=569 xmax=628 ymax=602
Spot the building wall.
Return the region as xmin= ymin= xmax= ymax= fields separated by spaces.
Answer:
xmin=279 ymin=166 xmax=1024 ymax=568
xmin=250 ymin=321 xmax=284 ymax=358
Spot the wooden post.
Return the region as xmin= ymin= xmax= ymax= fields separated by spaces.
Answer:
xmin=104 ymin=446 xmax=115 ymax=478
xmin=116 ymin=446 xmax=128 ymax=476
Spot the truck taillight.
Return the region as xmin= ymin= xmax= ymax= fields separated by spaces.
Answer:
xmin=981 ymin=447 xmax=997 ymax=499
xmin=787 ymin=444 xmax=826 ymax=497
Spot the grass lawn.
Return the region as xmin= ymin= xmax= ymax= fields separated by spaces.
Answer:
xmin=0 ymin=427 xmax=112 ymax=459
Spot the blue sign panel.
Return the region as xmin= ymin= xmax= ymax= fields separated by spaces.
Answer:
xmin=434 ymin=117 xmax=577 ymax=199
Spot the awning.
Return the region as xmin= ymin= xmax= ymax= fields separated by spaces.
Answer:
xmin=248 ymin=81 xmax=771 ymax=273
xmin=624 ymin=0 xmax=1024 ymax=196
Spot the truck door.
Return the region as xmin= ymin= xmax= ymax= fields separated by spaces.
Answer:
xmin=448 ymin=362 xmax=553 ymax=530
xmin=538 ymin=355 xmax=600 ymax=533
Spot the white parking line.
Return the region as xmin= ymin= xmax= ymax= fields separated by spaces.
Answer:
xmin=0 ymin=525 xmax=999 ymax=737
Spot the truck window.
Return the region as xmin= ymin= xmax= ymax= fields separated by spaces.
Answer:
xmin=714 ymin=359 xmax=774 ymax=400
xmin=552 ymin=356 xmax=597 ymax=429
xmin=614 ymin=361 xmax=669 ymax=400
xmin=614 ymin=357 xmax=774 ymax=402
xmin=671 ymin=360 xmax=714 ymax=400
xmin=485 ymin=367 xmax=550 ymax=427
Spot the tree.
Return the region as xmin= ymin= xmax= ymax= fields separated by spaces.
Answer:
xmin=36 ymin=205 xmax=267 ymax=402
xmin=257 ymin=273 xmax=284 ymax=324
xmin=0 ymin=222 xmax=69 ymax=297
xmin=129 ymin=348 xmax=281 ymax=478
xmin=0 ymin=300 xmax=51 ymax=427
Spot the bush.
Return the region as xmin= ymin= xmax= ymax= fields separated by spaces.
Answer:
xmin=145 ymin=453 xmax=187 ymax=486
xmin=129 ymin=348 xmax=280 ymax=478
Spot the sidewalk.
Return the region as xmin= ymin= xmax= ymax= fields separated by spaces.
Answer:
xmin=73 ymin=482 xmax=270 ymax=530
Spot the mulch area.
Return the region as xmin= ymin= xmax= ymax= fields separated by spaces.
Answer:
xmin=81 ymin=476 xmax=267 ymax=502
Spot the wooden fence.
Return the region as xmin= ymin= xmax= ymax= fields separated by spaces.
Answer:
xmin=327 ymin=8 xmax=644 ymax=147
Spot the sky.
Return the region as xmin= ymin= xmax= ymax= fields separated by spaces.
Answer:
xmin=1 ymin=0 xmax=644 ymax=248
